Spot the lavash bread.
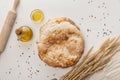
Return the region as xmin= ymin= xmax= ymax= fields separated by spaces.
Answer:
xmin=37 ymin=17 xmax=84 ymax=68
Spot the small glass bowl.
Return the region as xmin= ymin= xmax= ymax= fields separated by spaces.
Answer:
xmin=30 ymin=9 xmax=44 ymax=23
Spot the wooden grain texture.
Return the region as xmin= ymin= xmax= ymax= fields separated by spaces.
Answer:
xmin=0 ymin=11 xmax=16 ymax=53
xmin=0 ymin=0 xmax=19 ymax=53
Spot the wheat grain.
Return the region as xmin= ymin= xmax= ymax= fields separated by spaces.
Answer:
xmin=60 ymin=36 xmax=120 ymax=80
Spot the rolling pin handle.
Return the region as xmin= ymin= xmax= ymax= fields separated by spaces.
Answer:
xmin=12 ymin=0 xmax=20 ymax=11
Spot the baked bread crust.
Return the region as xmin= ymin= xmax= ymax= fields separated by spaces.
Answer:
xmin=37 ymin=17 xmax=84 ymax=68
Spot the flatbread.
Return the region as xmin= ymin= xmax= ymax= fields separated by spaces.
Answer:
xmin=37 ymin=17 xmax=84 ymax=68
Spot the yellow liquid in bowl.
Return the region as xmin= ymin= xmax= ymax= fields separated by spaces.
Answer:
xmin=31 ymin=9 xmax=44 ymax=23
xmin=15 ymin=26 xmax=33 ymax=42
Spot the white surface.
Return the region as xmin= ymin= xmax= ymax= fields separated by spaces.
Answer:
xmin=0 ymin=0 xmax=120 ymax=80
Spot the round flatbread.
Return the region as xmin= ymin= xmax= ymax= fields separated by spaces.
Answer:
xmin=37 ymin=17 xmax=84 ymax=68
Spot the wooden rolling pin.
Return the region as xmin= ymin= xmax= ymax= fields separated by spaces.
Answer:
xmin=0 ymin=0 xmax=20 ymax=53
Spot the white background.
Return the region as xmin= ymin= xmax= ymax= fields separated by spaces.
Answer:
xmin=0 ymin=0 xmax=120 ymax=80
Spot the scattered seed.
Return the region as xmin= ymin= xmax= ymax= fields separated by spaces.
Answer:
xmin=29 ymin=70 xmax=32 ymax=72
xmin=53 ymin=73 xmax=56 ymax=76
xmin=18 ymin=76 xmax=20 ymax=78
xmin=119 ymin=19 xmax=120 ymax=21
xmin=36 ymin=70 xmax=40 ymax=72
xmin=39 ymin=64 xmax=41 ymax=66
xmin=103 ymin=32 xmax=107 ymax=35
xmin=33 ymin=53 xmax=35 ymax=55
xmin=28 ymin=62 xmax=30 ymax=64
xmin=109 ymin=31 xmax=112 ymax=33
xmin=9 ymin=46 xmax=12 ymax=48
xmin=79 ymin=23 xmax=81 ymax=25
xmin=103 ymin=13 xmax=105 ymax=15
xmin=17 ymin=60 xmax=19 ymax=62
xmin=18 ymin=45 xmax=21 ymax=48
xmin=88 ymin=1 xmax=90 ymax=4
xmin=104 ymin=17 xmax=106 ymax=19
xmin=81 ymin=18 xmax=84 ymax=20
xmin=15 ymin=22 xmax=17 ymax=24
xmin=73 ymin=0 xmax=76 ymax=2
xmin=47 ymin=76 xmax=49 ymax=78
xmin=28 ymin=48 xmax=30 ymax=50
xmin=103 ymin=2 xmax=105 ymax=5
xmin=20 ymin=55 xmax=22 ymax=57
xmin=104 ymin=24 xmax=106 ymax=26
xmin=98 ymin=6 xmax=100 ymax=8
xmin=45 ymin=64 xmax=47 ymax=66
xmin=9 ymin=68 xmax=12 ymax=70
xmin=97 ymin=35 xmax=99 ymax=37
xmin=91 ymin=15 xmax=93 ymax=17
xmin=30 ymin=73 xmax=32 ymax=76
xmin=107 ymin=13 xmax=110 ymax=15
xmin=9 ymin=71 xmax=11 ymax=74
xmin=52 ymin=78 xmax=57 ymax=80
xmin=28 ymin=75 xmax=30 ymax=78
xmin=22 ymin=52 xmax=24 ymax=55
xmin=18 ymin=65 xmax=20 ymax=68
xmin=19 ymin=72 xmax=22 ymax=75
xmin=94 ymin=17 xmax=96 ymax=19
xmin=86 ymin=35 xmax=88 ymax=37
xmin=87 ymin=29 xmax=91 ymax=32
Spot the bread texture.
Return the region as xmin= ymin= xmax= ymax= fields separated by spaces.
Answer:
xmin=37 ymin=17 xmax=84 ymax=68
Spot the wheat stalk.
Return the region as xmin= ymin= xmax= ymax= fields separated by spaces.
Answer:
xmin=60 ymin=36 xmax=120 ymax=80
